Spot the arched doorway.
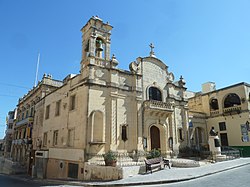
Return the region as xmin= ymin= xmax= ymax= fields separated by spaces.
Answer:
xmin=150 ymin=126 xmax=160 ymax=150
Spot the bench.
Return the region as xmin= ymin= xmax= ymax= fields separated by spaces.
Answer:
xmin=144 ymin=157 xmax=164 ymax=174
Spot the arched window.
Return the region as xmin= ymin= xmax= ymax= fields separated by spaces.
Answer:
xmin=149 ymin=87 xmax=162 ymax=101
xmin=95 ymin=37 xmax=105 ymax=59
xmin=210 ymin=98 xmax=219 ymax=110
xmin=224 ymin=93 xmax=241 ymax=108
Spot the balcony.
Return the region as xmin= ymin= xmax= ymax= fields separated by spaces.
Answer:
xmin=8 ymin=119 xmax=14 ymax=124
xmin=16 ymin=117 xmax=34 ymax=127
xmin=12 ymin=138 xmax=31 ymax=145
xmin=144 ymin=100 xmax=174 ymax=112
xmin=210 ymin=110 xmax=219 ymax=116
xmin=223 ymin=106 xmax=241 ymax=114
xmin=5 ymin=129 xmax=13 ymax=135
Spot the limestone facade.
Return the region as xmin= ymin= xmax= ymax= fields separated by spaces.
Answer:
xmin=34 ymin=16 xmax=190 ymax=180
xmin=188 ymin=82 xmax=250 ymax=156
xmin=4 ymin=109 xmax=16 ymax=158
xmin=11 ymin=74 xmax=62 ymax=174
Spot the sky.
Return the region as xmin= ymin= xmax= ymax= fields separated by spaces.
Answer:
xmin=1 ymin=0 xmax=250 ymax=138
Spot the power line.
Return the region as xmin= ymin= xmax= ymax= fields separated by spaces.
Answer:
xmin=0 ymin=82 xmax=30 ymax=89
xmin=0 ymin=94 xmax=19 ymax=98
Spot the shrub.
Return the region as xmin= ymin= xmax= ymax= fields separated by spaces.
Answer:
xmin=103 ymin=151 xmax=117 ymax=161
xmin=146 ymin=149 xmax=161 ymax=159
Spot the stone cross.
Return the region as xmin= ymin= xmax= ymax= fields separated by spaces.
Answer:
xmin=149 ymin=43 xmax=155 ymax=57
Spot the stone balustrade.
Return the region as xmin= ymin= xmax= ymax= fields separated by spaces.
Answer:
xmin=210 ymin=110 xmax=219 ymax=116
xmin=223 ymin=106 xmax=241 ymax=114
xmin=144 ymin=100 xmax=174 ymax=111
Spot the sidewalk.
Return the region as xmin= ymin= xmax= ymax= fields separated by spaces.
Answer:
xmin=8 ymin=158 xmax=250 ymax=186
xmin=44 ymin=158 xmax=250 ymax=186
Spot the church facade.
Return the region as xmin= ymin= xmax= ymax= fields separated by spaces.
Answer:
xmin=31 ymin=16 xmax=190 ymax=180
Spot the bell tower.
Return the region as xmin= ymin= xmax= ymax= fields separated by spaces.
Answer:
xmin=80 ymin=16 xmax=113 ymax=71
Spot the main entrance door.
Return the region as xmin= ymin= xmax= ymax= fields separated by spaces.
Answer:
xmin=150 ymin=126 xmax=160 ymax=150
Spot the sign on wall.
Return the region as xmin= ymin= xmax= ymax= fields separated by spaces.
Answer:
xmin=241 ymin=124 xmax=249 ymax=142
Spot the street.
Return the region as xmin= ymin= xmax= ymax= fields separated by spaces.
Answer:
xmin=0 ymin=174 xmax=62 ymax=187
xmin=140 ymin=164 xmax=250 ymax=187
xmin=1 ymin=164 xmax=250 ymax=187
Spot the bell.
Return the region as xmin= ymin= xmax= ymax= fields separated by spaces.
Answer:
xmin=96 ymin=40 xmax=104 ymax=51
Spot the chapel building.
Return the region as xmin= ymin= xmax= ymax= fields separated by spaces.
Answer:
xmin=31 ymin=16 xmax=190 ymax=180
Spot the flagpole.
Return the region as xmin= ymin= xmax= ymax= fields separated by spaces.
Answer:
xmin=34 ymin=52 xmax=40 ymax=87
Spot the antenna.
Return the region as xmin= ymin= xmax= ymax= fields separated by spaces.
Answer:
xmin=34 ymin=52 xmax=40 ymax=87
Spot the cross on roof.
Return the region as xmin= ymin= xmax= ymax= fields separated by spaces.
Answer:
xmin=149 ymin=43 xmax=155 ymax=57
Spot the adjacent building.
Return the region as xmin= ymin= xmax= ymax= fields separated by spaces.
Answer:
xmin=188 ymin=82 xmax=250 ymax=157
xmin=4 ymin=109 xmax=17 ymax=158
xmin=11 ymin=74 xmax=62 ymax=174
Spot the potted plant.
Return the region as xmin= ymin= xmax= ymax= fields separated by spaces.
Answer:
xmin=146 ymin=149 xmax=161 ymax=159
xmin=103 ymin=151 xmax=117 ymax=167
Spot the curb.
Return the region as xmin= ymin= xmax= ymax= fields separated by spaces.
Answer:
xmin=2 ymin=161 xmax=250 ymax=186
xmin=82 ymin=162 xmax=250 ymax=186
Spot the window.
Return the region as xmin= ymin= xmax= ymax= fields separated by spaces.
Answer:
xmin=178 ymin=128 xmax=184 ymax=141
xmin=26 ymin=110 xmax=29 ymax=118
xmin=53 ymin=130 xmax=59 ymax=146
xmin=70 ymin=95 xmax=76 ymax=111
xmin=149 ymin=87 xmax=162 ymax=101
xmin=43 ymin=132 xmax=48 ymax=146
xmin=219 ymin=122 xmax=227 ymax=131
xmin=224 ymin=93 xmax=241 ymax=108
xmin=68 ymin=129 xmax=74 ymax=147
xmin=55 ymin=100 xmax=61 ymax=116
xmin=121 ymin=124 xmax=128 ymax=141
xmin=30 ymin=107 xmax=34 ymax=117
xmin=45 ymin=105 xmax=50 ymax=119
xmin=210 ymin=98 xmax=219 ymax=110
xmin=23 ymin=128 xmax=26 ymax=138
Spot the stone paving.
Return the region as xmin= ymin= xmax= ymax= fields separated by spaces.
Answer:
xmin=78 ymin=158 xmax=250 ymax=186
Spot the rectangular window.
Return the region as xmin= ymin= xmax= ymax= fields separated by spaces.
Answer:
xmin=55 ymin=100 xmax=61 ymax=116
xmin=121 ymin=125 xmax=128 ymax=141
xmin=68 ymin=129 xmax=74 ymax=147
xmin=45 ymin=105 xmax=50 ymax=119
xmin=43 ymin=132 xmax=47 ymax=146
xmin=53 ymin=130 xmax=59 ymax=146
xmin=70 ymin=95 xmax=76 ymax=111
xmin=26 ymin=110 xmax=29 ymax=118
xmin=219 ymin=122 xmax=226 ymax=131
xmin=30 ymin=107 xmax=34 ymax=117
xmin=178 ymin=128 xmax=184 ymax=141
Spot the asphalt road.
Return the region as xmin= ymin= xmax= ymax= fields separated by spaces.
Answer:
xmin=138 ymin=164 xmax=250 ymax=187
xmin=0 ymin=174 xmax=62 ymax=187
xmin=1 ymin=164 xmax=250 ymax=187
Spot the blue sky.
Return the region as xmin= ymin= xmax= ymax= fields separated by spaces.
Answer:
xmin=1 ymin=0 xmax=250 ymax=138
